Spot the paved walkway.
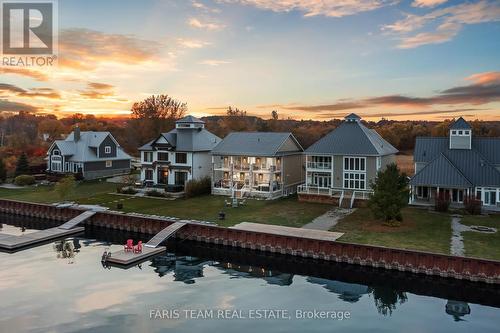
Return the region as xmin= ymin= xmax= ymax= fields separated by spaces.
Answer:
xmin=450 ymin=215 xmax=497 ymax=256
xmin=301 ymin=208 xmax=355 ymax=231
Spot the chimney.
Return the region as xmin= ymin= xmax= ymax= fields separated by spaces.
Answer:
xmin=74 ymin=125 xmax=80 ymax=142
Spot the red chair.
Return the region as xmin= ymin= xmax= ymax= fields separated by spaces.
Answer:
xmin=134 ymin=241 xmax=143 ymax=253
xmin=124 ymin=239 xmax=134 ymax=252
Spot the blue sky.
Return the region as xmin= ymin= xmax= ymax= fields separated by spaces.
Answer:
xmin=1 ymin=0 xmax=500 ymax=120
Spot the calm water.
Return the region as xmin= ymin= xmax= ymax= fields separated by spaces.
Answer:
xmin=0 ymin=214 xmax=499 ymax=333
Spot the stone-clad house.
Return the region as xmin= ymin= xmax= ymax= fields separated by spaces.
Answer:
xmin=298 ymin=113 xmax=398 ymax=207
xmin=46 ymin=127 xmax=131 ymax=179
xmin=410 ymin=117 xmax=500 ymax=209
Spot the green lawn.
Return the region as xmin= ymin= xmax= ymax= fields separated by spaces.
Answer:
xmin=0 ymin=182 xmax=332 ymax=228
xmin=331 ymin=207 xmax=452 ymax=255
xmin=460 ymin=214 xmax=500 ymax=261
xmin=0 ymin=181 xmax=120 ymax=204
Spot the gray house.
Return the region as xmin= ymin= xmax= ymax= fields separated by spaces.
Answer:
xmin=138 ymin=116 xmax=221 ymax=190
xmin=410 ymin=117 xmax=500 ymax=209
xmin=211 ymin=132 xmax=304 ymax=199
xmin=47 ymin=127 xmax=131 ymax=179
xmin=298 ymin=113 xmax=398 ymax=207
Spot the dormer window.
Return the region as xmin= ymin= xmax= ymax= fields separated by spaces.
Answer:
xmin=458 ymin=130 xmax=463 ymax=135
xmin=464 ymin=130 xmax=469 ymax=135
xmin=452 ymin=130 xmax=457 ymax=135
xmin=105 ymin=146 xmax=111 ymax=154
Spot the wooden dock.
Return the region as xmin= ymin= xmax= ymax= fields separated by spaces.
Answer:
xmin=231 ymin=222 xmax=344 ymax=242
xmin=0 ymin=226 xmax=84 ymax=252
xmin=106 ymin=222 xmax=187 ymax=267
xmin=105 ymin=246 xmax=166 ymax=267
xmin=0 ymin=210 xmax=95 ymax=252
xmin=58 ymin=210 xmax=96 ymax=230
xmin=145 ymin=222 xmax=186 ymax=247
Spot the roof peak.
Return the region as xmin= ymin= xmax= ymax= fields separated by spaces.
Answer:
xmin=345 ymin=113 xmax=361 ymax=122
xmin=450 ymin=117 xmax=472 ymax=130
xmin=176 ymin=115 xmax=204 ymax=124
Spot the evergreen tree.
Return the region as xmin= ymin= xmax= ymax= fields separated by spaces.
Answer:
xmin=0 ymin=159 xmax=6 ymax=183
xmin=368 ymin=163 xmax=409 ymax=224
xmin=15 ymin=153 xmax=30 ymax=176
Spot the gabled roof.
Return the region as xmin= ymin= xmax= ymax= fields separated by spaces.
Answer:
xmin=138 ymin=127 xmax=221 ymax=152
xmin=211 ymin=132 xmax=302 ymax=156
xmin=450 ymin=117 xmax=472 ymax=130
xmin=412 ymin=139 xmax=500 ymax=187
xmin=305 ymin=119 xmax=398 ymax=156
xmin=414 ymin=137 xmax=500 ymax=164
xmin=50 ymin=131 xmax=131 ymax=162
xmin=410 ymin=153 xmax=472 ymax=187
xmin=176 ymin=115 xmax=204 ymax=124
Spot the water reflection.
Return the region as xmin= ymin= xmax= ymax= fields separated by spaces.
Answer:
xmin=446 ymin=300 xmax=471 ymax=321
xmin=0 ymin=216 xmax=499 ymax=333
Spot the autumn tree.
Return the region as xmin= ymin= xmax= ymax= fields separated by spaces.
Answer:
xmin=126 ymin=95 xmax=187 ymax=150
xmin=15 ymin=153 xmax=30 ymax=176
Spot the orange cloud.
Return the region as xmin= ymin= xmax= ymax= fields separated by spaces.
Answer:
xmin=466 ymin=71 xmax=500 ymax=85
xmin=58 ymin=28 xmax=162 ymax=70
xmin=79 ymin=82 xmax=116 ymax=99
xmin=188 ymin=17 xmax=225 ymax=30
xmin=0 ymin=67 xmax=49 ymax=81
xmin=0 ymin=83 xmax=60 ymax=99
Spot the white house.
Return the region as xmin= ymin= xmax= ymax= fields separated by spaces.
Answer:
xmin=138 ymin=116 xmax=221 ymax=190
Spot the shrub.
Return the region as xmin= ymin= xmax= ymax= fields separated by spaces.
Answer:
xmin=14 ymin=174 xmax=36 ymax=186
xmin=146 ymin=189 xmax=165 ymax=197
xmin=54 ymin=175 xmax=76 ymax=200
xmin=185 ymin=176 xmax=211 ymax=198
xmin=463 ymin=194 xmax=481 ymax=215
xmin=435 ymin=191 xmax=451 ymax=212
xmin=0 ymin=159 xmax=6 ymax=183
xmin=118 ymin=187 xmax=137 ymax=195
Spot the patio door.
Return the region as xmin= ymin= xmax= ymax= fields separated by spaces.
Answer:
xmin=313 ymin=174 xmax=331 ymax=188
xmin=452 ymin=189 xmax=464 ymax=203
xmin=484 ymin=190 xmax=497 ymax=206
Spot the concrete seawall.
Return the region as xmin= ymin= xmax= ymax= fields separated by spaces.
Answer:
xmin=0 ymin=198 xmax=499 ymax=284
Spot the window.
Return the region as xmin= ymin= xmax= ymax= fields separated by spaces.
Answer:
xmin=106 ymin=160 xmax=112 ymax=168
xmin=145 ymin=169 xmax=153 ymax=180
xmin=175 ymin=153 xmax=187 ymax=164
xmin=104 ymin=146 xmax=111 ymax=154
xmin=344 ymin=172 xmax=366 ymax=189
xmin=158 ymin=152 xmax=169 ymax=161
xmin=143 ymin=151 xmax=153 ymax=162
xmin=458 ymin=130 xmax=463 ymax=135
xmin=376 ymin=156 xmax=381 ymax=170
xmin=53 ymin=149 xmax=60 ymax=156
xmin=344 ymin=157 xmax=366 ymax=171
xmin=175 ymin=172 xmax=187 ymax=186
xmin=343 ymin=156 xmax=366 ymax=190
xmin=451 ymin=130 xmax=457 ymax=135
xmin=464 ymin=130 xmax=470 ymax=135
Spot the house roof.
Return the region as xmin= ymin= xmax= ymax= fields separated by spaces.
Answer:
xmin=211 ymin=132 xmax=302 ymax=156
xmin=450 ymin=117 xmax=472 ymax=129
xmin=412 ymin=138 xmax=500 ymax=187
xmin=414 ymin=137 xmax=500 ymax=164
xmin=52 ymin=131 xmax=131 ymax=162
xmin=176 ymin=115 xmax=204 ymax=124
xmin=138 ymin=127 xmax=221 ymax=152
xmin=305 ymin=119 xmax=398 ymax=156
xmin=410 ymin=154 xmax=472 ymax=188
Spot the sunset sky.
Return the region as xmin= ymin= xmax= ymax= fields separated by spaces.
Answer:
xmin=1 ymin=0 xmax=500 ymax=120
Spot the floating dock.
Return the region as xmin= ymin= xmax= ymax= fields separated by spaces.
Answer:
xmin=106 ymin=222 xmax=186 ymax=267
xmin=0 ymin=226 xmax=84 ymax=252
xmin=0 ymin=210 xmax=95 ymax=252
xmin=231 ymin=222 xmax=344 ymax=242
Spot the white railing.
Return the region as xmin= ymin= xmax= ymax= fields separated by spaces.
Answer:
xmin=306 ymin=162 xmax=332 ymax=170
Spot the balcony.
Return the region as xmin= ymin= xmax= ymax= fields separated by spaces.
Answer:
xmin=307 ymin=162 xmax=332 ymax=170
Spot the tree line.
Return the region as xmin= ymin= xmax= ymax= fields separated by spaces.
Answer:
xmin=1 ymin=94 xmax=499 ymax=176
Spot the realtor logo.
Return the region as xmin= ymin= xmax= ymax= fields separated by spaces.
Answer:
xmin=1 ymin=0 xmax=57 ymax=66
